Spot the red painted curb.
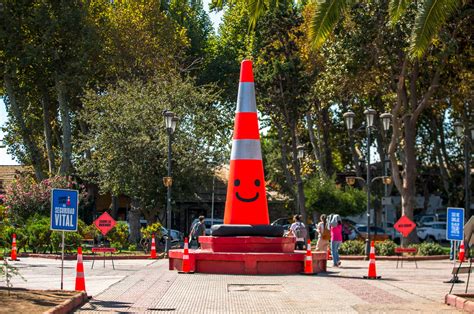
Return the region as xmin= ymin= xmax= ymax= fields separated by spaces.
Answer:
xmin=340 ymin=255 xmax=449 ymax=261
xmin=445 ymin=294 xmax=474 ymax=312
xmin=43 ymin=291 xmax=88 ymax=314
xmin=20 ymin=253 xmax=165 ymax=260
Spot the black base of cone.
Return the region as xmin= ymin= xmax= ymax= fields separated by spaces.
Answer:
xmin=8 ymin=258 xmax=19 ymax=261
xmin=178 ymin=271 xmax=195 ymax=274
xmin=363 ymin=275 xmax=382 ymax=279
xmin=300 ymin=272 xmax=317 ymax=276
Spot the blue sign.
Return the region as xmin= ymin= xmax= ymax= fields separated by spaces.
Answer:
xmin=446 ymin=207 xmax=464 ymax=241
xmin=51 ymin=189 xmax=79 ymax=231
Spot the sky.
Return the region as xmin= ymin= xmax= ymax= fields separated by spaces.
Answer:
xmin=203 ymin=0 xmax=224 ymax=32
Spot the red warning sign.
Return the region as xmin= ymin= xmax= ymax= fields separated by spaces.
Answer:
xmin=394 ymin=215 xmax=416 ymax=238
xmin=94 ymin=212 xmax=116 ymax=236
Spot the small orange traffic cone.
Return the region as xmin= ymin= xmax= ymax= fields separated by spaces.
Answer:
xmin=327 ymin=246 xmax=332 ymax=260
xmin=458 ymin=241 xmax=466 ymax=262
xmin=303 ymin=239 xmax=313 ymax=274
xmin=10 ymin=233 xmax=18 ymax=261
xmin=179 ymin=237 xmax=193 ymax=274
xmin=363 ymin=241 xmax=381 ymax=279
xmin=75 ymin=247 xmax=86 ymax=291
xmin=150 ymin=234 xmax=157 ymax=259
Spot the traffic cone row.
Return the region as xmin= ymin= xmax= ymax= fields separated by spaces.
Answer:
xmin=179 ymin=237 xmax=192 ymax=274
xmin=458 ymin=241 xmax=466 ymax=262
xmin=304 ymin=239 xmax=313 ymax=274
xmin=75 ymin=247 xmax=86 ymax=291
xmin=364 ymin=241 xmax=381 ymax=279
xmin=10 ymin=233 xmax=18 ymax=261
xmin=150 ymin=234 xmax=157 ymax=259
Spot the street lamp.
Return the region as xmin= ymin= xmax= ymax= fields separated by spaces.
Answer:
xmin=163 ymin=110 xmax=179 ymax=254
xmin=343 ymin=108 xmax=392 ymax=257
xmin=454 ymin=120 xmax=473 ymax=219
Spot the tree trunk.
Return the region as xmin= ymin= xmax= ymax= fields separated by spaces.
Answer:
xmin=305 ymin=112 xmax=322 ymax=170
xmin=274 ymin=118 xmax=296 ymax=201
xmin=41 ymin=87 xmax=56 ymax=175
xmin=129 ymin=198 xmax=141 ymax=244
xmin=289 ymin=119 xmax=308 ymax=224
xmin=56 ymin=77 xmax=73 ymax=175
xmin=320 ymin=106 xmax=334 ymax=176
xmin=110 ymin=195 xmax=119 ymax=219
xmin=4 ymin=72 xmax=45 ymax=181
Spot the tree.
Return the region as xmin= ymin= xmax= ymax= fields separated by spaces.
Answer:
xmin=78 ymin=73 xmax=225 ymax=242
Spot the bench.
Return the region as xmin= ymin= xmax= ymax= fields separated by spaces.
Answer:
xmin=394 ymin=247 xmax=418 ymax=268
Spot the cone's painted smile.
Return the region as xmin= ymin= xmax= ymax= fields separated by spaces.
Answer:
xmin=234 ymin=179 xmax=260 ymax=203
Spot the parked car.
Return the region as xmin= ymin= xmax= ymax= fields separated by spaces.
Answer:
xmin=354 ymin=225 xmax=390 ymax=241
xmin=416 ymin=214 xmax=446 ymax=226
xmin=190 ymin=218 xmax=224 ymax=236
xmin=271 ymin=217 xmax=292 ymax=226
xmin=416 ymin=222 xmax=447 ymax=242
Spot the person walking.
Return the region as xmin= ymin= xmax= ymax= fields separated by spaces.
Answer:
xmin=330 ymin=218 xmax=343 ymax=267
xmin=288 ymin=214 xmax=307 ymax=250
xmin=316 ymin=214 xmax=330 ymax=252
xmin=189 ymin=215 xmax=206 ymax=249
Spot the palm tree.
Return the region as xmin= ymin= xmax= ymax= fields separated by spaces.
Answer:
xmin=309 ymin=0 xmax=463 ymax=58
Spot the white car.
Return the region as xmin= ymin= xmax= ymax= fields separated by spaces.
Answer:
xmin=416 ymin=222 xmax=446 ymax=242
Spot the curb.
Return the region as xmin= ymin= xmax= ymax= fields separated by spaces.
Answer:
xmin=20 ymin=253 xmax=165 ymax=260
xmin=43 ymin=291 xmax=88 ymax=314
xmin=340 ymin=255 xmax=449 ymax=261
xmin=445 ymin=294 xmax=474 ymax=312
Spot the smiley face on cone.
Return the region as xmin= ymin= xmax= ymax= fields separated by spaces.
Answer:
xmin=224 ymin=60 xmax=269 ymax=225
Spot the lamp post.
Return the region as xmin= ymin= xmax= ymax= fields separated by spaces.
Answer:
xmin=343 ymin=109 xmax=392 ymax=257
xmin=163 ymin=110 xmax=179 ymax=254
xmin=454 ymin=121 xmax=473 ymax=219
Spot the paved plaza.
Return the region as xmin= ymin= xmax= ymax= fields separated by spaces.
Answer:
xmin=2 ymin=257 xmax=470 ymax=313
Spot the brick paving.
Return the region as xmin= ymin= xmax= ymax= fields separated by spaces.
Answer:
xmin=77 ymin=258 xmax=465 ymax=313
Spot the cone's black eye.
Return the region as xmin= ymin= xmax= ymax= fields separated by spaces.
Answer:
xmin=234 ymin=179 xmax=240 ymax=186
xmin=254 ymin=179 xmax=260 ymax=187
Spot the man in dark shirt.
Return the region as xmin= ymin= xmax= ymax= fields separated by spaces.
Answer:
xmin=189 ymin=215 xmax=206 ymax=248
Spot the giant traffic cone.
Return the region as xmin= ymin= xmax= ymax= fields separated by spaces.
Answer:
xmin=10 ymin=233 xmax=18 ymax=261
xmin=458 ymin=241 xmax=466 ymax=262
xmin=150 ymin=234 xmax=157 ymax=259
xmin=224 ymin=60 xmax=269 ymax=225
xmin=363 ymin=241 xmax=381 ymax=279
xmin=179 ymin=237 xmax=193 ymax=274
xmin=75 ymin=247 xmax=86 ymax=291
xmin=303 ymin=239 xmax=313 ymax=274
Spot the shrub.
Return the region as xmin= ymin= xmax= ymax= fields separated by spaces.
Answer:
xmin=25 ymin=215 xmax=52 ymax=253
xmin=374 ymin=240 xmax=397 ymax=256
xmin=108 ymin=221 xmax=130 ymax=251
xmin=129 ymin=244 xmax=137 ymax=251
xmin=417 ymin=242 xmax=444 ymax=256
xmin=140 ymin=222 xmax=163 ymax=240
xmin=340 ymin=240 xmax=365 ymax=255
xmin=0 ymin=224 xmax=27 ymax=253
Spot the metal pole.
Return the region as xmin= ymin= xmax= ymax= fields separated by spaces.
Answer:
xmin=211 ymin=175 xmax=215 ymax=226
xmin=366 ymin=127 xmax=371 ymax=258
xmin=166 ymin=129 xmax=172 ymax=253
xmin=464 ymin=132 xmax=471 ymax=220
xmin=61 ymin=231 xmax=64 ymax=290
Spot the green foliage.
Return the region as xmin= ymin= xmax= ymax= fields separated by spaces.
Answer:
xmin=415 ymin=242 xmax=445 ymax=256
xmin=4 ymin=175 xmax=88 ymax=223
xmin=140 ymin=222 xmax=163 ymax=240
xmin=128 ymin=244 xmax=138 ymax=252
xmin=305 ymin=175 xmax=366 ymax=217
xmin=339 ymin=240 xmax=365 ymax=255
xmin=25 ymin=215 xmax=52 ymax=253
xmin=309 ymin=0 xmax=351 ymax=49
xmin=374 ymin=240 xmax=397 ymax=256
xmin=107 ymin=222 xmax=130 ymax=251
xmin=0 ymin=258 xmax=26 ymax=288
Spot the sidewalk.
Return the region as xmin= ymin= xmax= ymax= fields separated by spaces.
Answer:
xmin=78 ymin=259 xmax=464 ymax=313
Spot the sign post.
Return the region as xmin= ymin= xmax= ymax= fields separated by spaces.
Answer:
xmin=445 ymin=207 xmax=465 ymax=284
xmin=92 ymin=212 xmax=117 ymax=269
xmin=50 ymin=188 xmax=79 ymax=290
xmin=394 ymin=215 xmax=416 ymax=244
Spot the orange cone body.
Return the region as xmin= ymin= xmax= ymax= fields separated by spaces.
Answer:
xmin=304 ymin=239 xmax=313 ymax=274
xmin=327 ymin=246 xmax=332 ymax=260
xmin=459 ymin=241 xmax=465 ymax=262
xmin=365 ymin=241 xmax=380 ymax=279
xmin=182 ymin=237 xmax=191 ymax=273
xmin=224 ymin=60 xmax=269 ymax=225
xmin=150 ymin=234 xmax=157 ymax=259
xmin=75 ymin=247 xmax=86 ymax=291
xmin=10 ymin=233 xmax=17 ymax=261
